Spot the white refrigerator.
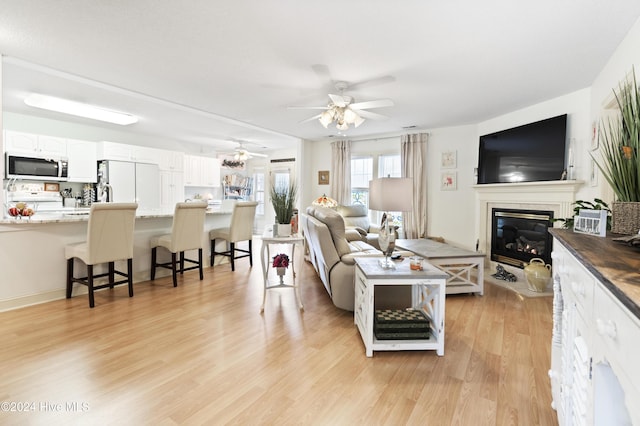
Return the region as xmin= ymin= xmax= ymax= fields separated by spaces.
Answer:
xmin=99 ymin=160 xmax=160 ymax=211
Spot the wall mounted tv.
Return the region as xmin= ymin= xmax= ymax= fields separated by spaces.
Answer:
xmin=477 ymin=114 xmax=567 ymax=184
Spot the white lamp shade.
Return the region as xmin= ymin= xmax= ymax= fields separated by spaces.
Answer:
xmin=369 ymin=177 xmax=413 ymax=212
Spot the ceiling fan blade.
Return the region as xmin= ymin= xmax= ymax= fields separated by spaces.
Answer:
xmin=247 ymin=151 xmax=268 ymax=158
xmin=348 ymin=75 xmax=396 ymax=90
xmin=349 ymin=99 xmax=394 ymax=110
xmin=328 ymin=93 xmax=349 ymax=107
xmin=287 ymin=106 xmax=328 ymax=110
xmin=299 ymin=113 xmax=322 ymax=123
xmin=354 ymin=109 xmax=389 ymax=120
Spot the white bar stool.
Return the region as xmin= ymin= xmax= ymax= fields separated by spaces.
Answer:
xmin=65 ymin=203 xmax=138 ymax=308
xmin=150 ymin=201 xmax=208 ymax=287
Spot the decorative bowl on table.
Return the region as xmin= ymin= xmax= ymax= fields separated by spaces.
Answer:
xmin=7 ymin=202 xmax=36 ymax=219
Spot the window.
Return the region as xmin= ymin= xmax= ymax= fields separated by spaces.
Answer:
xmin=253 ymin=170 xmax=265 ymax=215
xmin=350 ymin=154 xmax=403 ymax=228
xmin=350 ymin=157 xmax=372 ymax=205
xmin=378 ymin=154 xmax=401 ymax=178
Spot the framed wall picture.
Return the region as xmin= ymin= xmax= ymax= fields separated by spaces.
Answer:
xmin=44 ymin=182 xmax=60 ymax=192
xmin=318 ymin=170 xmax=329 ymax=185
xmin=441 ymin=171 xmax=457 ymax=190
xmin=441 ymin=150 xmax=457 ymax=168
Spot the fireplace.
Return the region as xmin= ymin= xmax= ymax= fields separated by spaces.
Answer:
xmin=491 ymin=208 xmax=554 ymax=268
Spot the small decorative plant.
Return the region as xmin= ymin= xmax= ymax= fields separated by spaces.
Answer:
xmin=270 ymin=182 xmax=298 ymax=225
xmin=552 ymin=198 xmax=612 ymax=230
xmin=272 ymin=253 xmax=290 ymax=268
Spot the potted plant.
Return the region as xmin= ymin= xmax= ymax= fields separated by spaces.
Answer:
xmin=270 ymin=182 xmax=298 ymax=236
xmin=552 ymin=199 xmax=612 ymax=230
xmin=592 ymin=68 xmax=640 ymax=234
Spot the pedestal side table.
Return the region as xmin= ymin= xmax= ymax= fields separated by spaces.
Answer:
xmin=260 ymin=227 xmax=304 ymax=312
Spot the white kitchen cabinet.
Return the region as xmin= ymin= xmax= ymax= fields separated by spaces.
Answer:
xmin=550 ymin=237 xmax=639 ymax=425
xmin=160 ymin=170 xmax=184 ymax=210
xmin=98 ymin=141 xmax=159 ymax=163
xmin=67 ymin=139 xmax=98 ymax=183
xmin=98 ymin=141 xmax=134 ymax=161
xmin=5 ymin=131 xmax=67 ymax=157
xmin=201 ymin=156 xmax=220 ymax=187
xmin=157 ymin=149 xmax=184 ymax=172
xmin=183 ymin=155 xmax=220 ymax=187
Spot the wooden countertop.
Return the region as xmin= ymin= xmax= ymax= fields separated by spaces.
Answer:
xmin=550 ymin=228 xmax=640 ymax=319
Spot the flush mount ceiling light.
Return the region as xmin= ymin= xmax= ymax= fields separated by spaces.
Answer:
xmin=24 ymin=94 xmax=138 ymax=125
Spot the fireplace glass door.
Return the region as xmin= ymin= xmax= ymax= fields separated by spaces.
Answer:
xmin=491 ymin=208 xmax=554 ymax=268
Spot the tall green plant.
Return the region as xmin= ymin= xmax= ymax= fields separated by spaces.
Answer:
xmin=270 ymin=182 xmax=298 ymax=224
xmin=592 ymin=69 xmax=640 ymax=202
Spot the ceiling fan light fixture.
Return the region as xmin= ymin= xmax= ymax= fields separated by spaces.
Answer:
xmin=336 ymin=121 xmax=349 ymax=131
xmin=319 ymin=110 xmax=334 ymax=128
xmin=24 ymin=93 xmax=138 ymax=125
xmin=353 ymin=115 xmax=366 ymax=128
xmin=343 ymin=107 xmax=359 ymax=124
xmin=234 ymin=150 xmax=249 ymax=161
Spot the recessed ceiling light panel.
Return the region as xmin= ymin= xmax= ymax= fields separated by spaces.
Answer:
xmin=24 ymin=94 xmax=138 ymax=125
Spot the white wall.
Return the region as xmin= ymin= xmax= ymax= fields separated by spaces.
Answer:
xmin=425 ymin=125 xmax=477 ymax=249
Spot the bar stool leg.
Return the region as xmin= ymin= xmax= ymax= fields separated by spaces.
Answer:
xmin=108 ymin=262 xmax=115 ymax=289
xmin=230 ymin=242 xmax=235 ymax=271
xmin=198 ymin=248 xmax=203 ymax=280
xmin=127 ymin=258 xmax=134 ymax=297
xmin=66 ymin=258 xmax=74 ymax=299
xmin=150 ymin=247 xmax=157 ymax=280
xmin=87 ymin=265 xmax=95 ymax=308
xmin=171 ymin=252 xmax=178 ymax=287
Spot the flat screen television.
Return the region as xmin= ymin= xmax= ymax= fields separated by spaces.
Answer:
xmin=477 ymin=114 xmax=567 ymax=184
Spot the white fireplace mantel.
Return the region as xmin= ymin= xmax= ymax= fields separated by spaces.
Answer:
xmin=474 ymin=180 xmax=584 ymax=264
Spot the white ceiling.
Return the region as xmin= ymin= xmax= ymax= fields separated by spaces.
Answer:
xmin=1 ymin=1 xmax=640 ymax=153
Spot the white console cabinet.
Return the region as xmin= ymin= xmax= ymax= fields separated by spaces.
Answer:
xmin=550 ymin=236 xmax=639 ymax=425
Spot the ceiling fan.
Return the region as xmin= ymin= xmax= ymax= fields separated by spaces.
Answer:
xmin=228 ymin=142 xmax=268 ymax=161
xmin=289 ymin=81 xmax=394 ymax=131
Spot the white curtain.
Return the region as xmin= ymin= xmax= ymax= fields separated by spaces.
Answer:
xmin=401 ymin=133 xmax=428 ymax=238
xmin=330 ymin=140 xmax=351 ymax=205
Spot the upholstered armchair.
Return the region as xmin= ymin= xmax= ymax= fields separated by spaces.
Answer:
xmin=336 ymin=204 xmax=381 ymax=249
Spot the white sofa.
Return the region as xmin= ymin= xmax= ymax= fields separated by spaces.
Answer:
xmin=336 ymin=204 xmax=382 ymax=249
xmin=300 ymin=205 xmax=410 ymax=311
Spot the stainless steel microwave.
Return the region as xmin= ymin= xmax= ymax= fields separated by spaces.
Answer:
xmin=5 ymin=153 xmax=68 ymax=181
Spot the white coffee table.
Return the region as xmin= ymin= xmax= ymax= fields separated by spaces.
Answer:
xmin=395 ymin=238 xmax=485 ymax=295
xmin=260 ymin=227 xmax=304 ymax=312
xmin=354 ymin=257 xmax=448 ymax=357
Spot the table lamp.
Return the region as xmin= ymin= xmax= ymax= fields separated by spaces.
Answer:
xmin=369 ymin=177 xmax=413 ymax=269
xmin=312 ymin=194 xmax=338 ymax=209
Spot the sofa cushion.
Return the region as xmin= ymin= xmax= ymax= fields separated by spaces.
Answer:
xmin=311 ymin=206 xmax=352 ymax=257
xmin=337 ymin=204 xmax=371 ymax=231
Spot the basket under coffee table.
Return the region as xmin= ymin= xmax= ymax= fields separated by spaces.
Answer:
xmin=354 ymin=257 xmax=448 ymax=357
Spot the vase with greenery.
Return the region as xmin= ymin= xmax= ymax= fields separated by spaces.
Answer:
xmin=592 ymin=69 xmax=640 ymax=234
xmin=270 ymin=182 xmax=298 ymax=236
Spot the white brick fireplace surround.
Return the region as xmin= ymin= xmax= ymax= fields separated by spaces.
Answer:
xmin=474 ymin=180 xmax=583 ymax=270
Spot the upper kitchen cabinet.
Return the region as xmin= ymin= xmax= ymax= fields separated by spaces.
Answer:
xmin=4 ymin=131 xmax=67 ymax=157
xmin=67 ymin=139 xmax=98 ymax=183
xmin=157 ymin=149 xmax=184 ymax=172
xmin=183 ymin=155 xmax=220 ymax=187
xmin=98 ymin=141 xmax=133 ymax=161
xmin=98 ymin=141 xmax=160 ymax=164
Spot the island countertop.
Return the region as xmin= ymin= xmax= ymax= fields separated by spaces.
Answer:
xmin=0 ymin=208 xmax=234 ymax=310
xmin=0 ymin=207 xmax=233 ymax=224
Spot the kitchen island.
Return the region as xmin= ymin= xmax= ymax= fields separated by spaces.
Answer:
xmin=0 ymin=208 xmax=234 ymax=310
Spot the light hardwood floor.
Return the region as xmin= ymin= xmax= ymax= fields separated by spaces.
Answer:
xmin=0 ymin=251 xmax=558 ymax=426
